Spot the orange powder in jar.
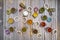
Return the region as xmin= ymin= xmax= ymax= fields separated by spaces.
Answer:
xmin=27 ymin=19 xmax=33 ymax=25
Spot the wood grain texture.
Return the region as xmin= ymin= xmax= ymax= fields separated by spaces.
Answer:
xmin=3 ymin=0 xmax=57 ymax=40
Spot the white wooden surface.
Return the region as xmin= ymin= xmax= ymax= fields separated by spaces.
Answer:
xmin=3 ymin=0 xmax=57 ymax=40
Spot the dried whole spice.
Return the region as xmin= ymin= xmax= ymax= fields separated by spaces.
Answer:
xmin=27 ymin=19 xmax=33 ymax=25
xmin=39 ymin=7 xmax=45 ymax=13
xmin=41 ymin=15 xmax=47 ymax=21
xmin=32 ymin=12 xmax=38 ymax=18
xmin=32 ymin=29 xmax=38 ymax=34
xmin=21 ymin=27 xmax=27 ymax=32
xmin=45 ymin=27 xmax=52 ymax=32
xmin=40 ymin=22 xmax=46 ymax=27
xmin=9 ymin=27 xmax=14 ymax=32
xmin=11 ymin=8 xmax=16 ymax=13
xmin=8 ymin=18 xmax=14 ymax=24
xmin=19 ymin=3 xmax=26 ymax=9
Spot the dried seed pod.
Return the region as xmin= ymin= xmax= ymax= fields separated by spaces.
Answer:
xmin=39 ymin=7 xmax=45 ymax=13
xmin=40 ymin=22 xmax=46 ymax=27
xmin=9 ymin=27 xmax=14 ymax=32
xmin=19 ymin=3 xmax=26 ymax=9
xmin=8 ymin=18 xmax=14 ymax=24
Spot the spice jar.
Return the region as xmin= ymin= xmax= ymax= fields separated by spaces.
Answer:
xmin=9 ymin=27 xmax=14 ymax=32
xmin=32 ymin=12 xmax=38 ymax=18
xmin=23 ymin=11 xmax=29 ymax=17
xmin=19 ymin=3 xmax=26 ymax=9
xmin=45 ymin=27 xmax=52 ymax=32
xmin=21 ymin=27 xmax=27 ymax=32
xmin=32 ymin=29 xmax=38 ymax=34
xmin=7 ymin=9 xmax=11 ymax=15
xmin=27 ymin=19 xmax=33 ymax=25
xmin=39 ymin=7 xmax=45 ymax=13
xmin=11 ymin=8 xmax=16 ymax=13
xmin=40 ymin=22 xmax=46 ymax=27
xmin=5 ymin=29 xmax=10 ymax=35
xmin=34 ymin=7 xmax=38 ymax=12
xmin=8 ymin=18 xmax=14 ymax=24
xmin=47 ymin=17 xmax=52 ymax=22
xmin=41 ymin=15 xmax=47 ymax=21
xmin=47 ymin=8 xmax=54 ymax=13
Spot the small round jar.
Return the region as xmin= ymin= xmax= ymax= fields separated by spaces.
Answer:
xmin=21 ymin=27 xmax=27 ymax=32
xmin=32 ymin=12 xmax=38 ymax=18
xmin=45 ymin=27 xmax=52 ymax=32
xmin=11 ymin=8 xmax=16 ymax=13
xmin=44 ymin=4 xmax=48 ymax=9
xmin=7 ymin=18 xmax=14 ymax=24
xmin=41 ymin=15 xmax=47 ymax=21
xmin=27 ymin=19 xmax=33 ymax=25
xmin=9 ymin=27 xmax=14 ymax=32
xmin=53 ymin=29 xmax=56 ymax=34
xmin=7 ymin=9 xmax=11 ymax=15
xmin=34 ymin=7 xmax=38 ymax=12
xmin=19 ymin=8 xmax=23 ymax=12
xmin=49 ymin=12 xmax=53 ymax=16
xmin=47 ymin=8 xmax=55 ymax=13
xmin=32 ymin=29 xmax=38 ymax=34
xmin=5 ymin=29 xmax=10 ymax=35
xmin=28 ymin=7 xmax=32 ymax=11
xmin=23 ymin=10 xmax=29 ymax=17
xmin=19 ymin=3 xmax=26 ymax=9
xmin=14 ymin=16 xmax=19 ymax=22
xmin=37 ymin=33 xmax=41 ymax=38
xmin=47 ymin=17 xmax=52 ymax=22
xmin=39 ymin=7 xmax=45 ymax=13
xmin=40 ymin=22 xmax=46 ymax=27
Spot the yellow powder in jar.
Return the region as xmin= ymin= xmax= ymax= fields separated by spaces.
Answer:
xmin=32 ymin=12 xmax=38 ymax=18
xmin=8 ymin=18 xmax=14 ymax=24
